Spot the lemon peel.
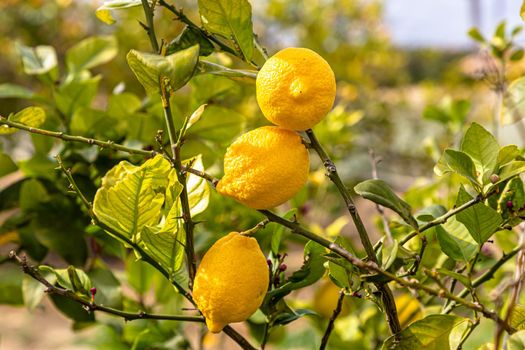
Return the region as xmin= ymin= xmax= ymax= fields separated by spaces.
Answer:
xmin=193 ymin=232 xmax=269 ymax=333
xmin=216 ymin=126 xmax=310 ymax=209
xmin=256 ymin=47 xmax=336 ymax=131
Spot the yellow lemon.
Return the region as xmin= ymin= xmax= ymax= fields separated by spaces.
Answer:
xmin=193 ymin=232 xmax=269 ymax=333
xmin=313 ymin=280 xmax=350 ymax=319
xmin=395 ymin=293 xmax=423 ymax=328
xmin=216 ymin=126 xmax=309 ymax=209
xmin=256 ymin=47 xmax=336 ymax=130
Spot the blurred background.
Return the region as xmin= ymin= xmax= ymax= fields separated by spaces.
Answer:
xmin=1 ymin=0 xmax=525 ymax=349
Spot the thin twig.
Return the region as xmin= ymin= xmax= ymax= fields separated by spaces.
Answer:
xmin=10 ymin=251 xmax=204 ymax=322
xmin=0 ymin=117 xmax=154 ymax=156
xmin=368 ymin=149 xmax=393 ymax=242
xmin=319 ymin=289 xmax=345 ymax=350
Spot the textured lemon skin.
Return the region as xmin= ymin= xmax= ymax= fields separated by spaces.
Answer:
xmin=216 ymin=126 xmax=310 ymax=209
xmin=193 ymin=232 xmax=269 ymax=333
xmin=256 ymin=47 xmax=336 ymax=131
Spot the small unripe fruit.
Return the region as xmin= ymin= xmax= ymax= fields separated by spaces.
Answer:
xmin=90 ymin=287 xmax=97 ymax=295
xmin=507 ymin=200 xmax=514 ymax=209
xmin=489 ymin=174 xmax=500 ymax=184
xmin=279 ymin=264 xmax=287 ymax=272
xmin=266 ymin=259 xmax=273 ymax=267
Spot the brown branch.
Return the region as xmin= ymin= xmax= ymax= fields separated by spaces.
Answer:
xmin=319 ymin=289 xmax=345 ymax=350
xmin=9 ymin=251 xmax=204 ymax=323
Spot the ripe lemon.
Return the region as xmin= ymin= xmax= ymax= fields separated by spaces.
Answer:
xmin=256 ymin=47 xmax=336 ymax=131
xmin=216 ymin=126 xmax=310 ymax=209
xmin=193 ymin=232 xmax=269 ymax=333
xmin=395 ymin=293 xmax=423 ymax=328
xmin=313 ymin=280 xmax=350 ymax=318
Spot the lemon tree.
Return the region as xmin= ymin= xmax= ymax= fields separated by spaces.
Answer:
xmin=0 ymin=1 xmax=525 ymax=350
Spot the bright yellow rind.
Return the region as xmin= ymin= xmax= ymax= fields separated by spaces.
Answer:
xmin=216 ymin=126 xmax=310 ymax=209
xmin=193 ymin=232 xmax=269 ymax=333
xmin=256 ymin=47 xmax=336 ymax=131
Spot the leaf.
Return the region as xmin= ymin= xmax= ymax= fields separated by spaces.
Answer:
xmin=468 ymin=27 xmax=486 ymax=43
xmin=15 ymin=43 xmax=57 ymax=75
xmin=185 ymin=104 xmax=207 ymax=131
xmin=167 ymin=26 xmax=215 ymax=56
xmin=272 ymin=309 xmax=316 ymax=326
xmin=436 ymin=220 xmax=478 ymax=262
xmin=126 ymin=256 xmax=156 ymax=294
xmin=498 ymin=145 xmax=521 ymax=167
xmin=0 ymin=107 xmax=46 ymax=135
xmin=497 ymin=161 xmax=525 ymax=184
xmin=22 ymin=273 xmax=56 ymax=310
xmin=509 ymin=330 xmax=525 ymax=350
xmin=93 ymin=155 xmax=172 ymax=241
xmin=126 ymin=45 xmax=199 ymax=94
xmin=354 ymin=179 xmax=418 ymax=229
xmin=0 ymin=84 xmax=34 ymax=99
xmin=95 ymin=0 xmax=144 ymax=25
xmin=141 ymin=223 xmax=185 ymax=277
xmin=198 ymin=60 xmax=258 ymax=80
xmin=55 ymin=75 xmax=101 ymax=116
xmin=511 ymin=304 xmax=525 ymax=330
xmin=198 ymin=0 xmax=254 ymax=60
xmin=435 ymin=149 xmax=479 ymax=186
xmin=455 ymin=186 xmax=502 ymax=244
xmin=271 ymin=209 xmax=297 ymax=255
xmin=263 ymin=241 xmax=325 ymax=309
xmin=66 ymin=36 xmax=118 ymax=72
xmin=39 ymin=265 xmax=92 ymax=295
xmin=88 ymin=268 xmax=122 ymax=309
xmin=460 ymin=123 xmax=499 ymax=181
xmin=184 ymin=155 xmax=210 ymax=217
xmin=382 ymin=315 xmax=470 ymax=350
xmin=435 ymin=268 xmax=471 ymax=288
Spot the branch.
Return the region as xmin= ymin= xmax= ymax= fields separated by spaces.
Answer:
xmin=141 ymin=0 xmax=159 ymax=53
xmin=0 ymin=117 xmax=154 ymax=156
xmin=399 ymin=191 xmax=497 ymax=246
xmin=9 ymin=251 xmax=204 ymax=323
xmin=305 ymin=129 xmax=402 ymax=335
xmin=319 ymin=289 xmax=345 ymax=350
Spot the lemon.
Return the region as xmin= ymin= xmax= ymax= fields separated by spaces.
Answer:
xmin=256 ymin=47 xmax=336 ymax=131
xmin=216 ymin=126 xmax=310 ymax=209
xmin=313 ymin=280 xmax=350 ymax=318
xmin=395 ymin=293 xmax=423 ymax=328
xmin=193 ymin=232 xmax=269 ymax=333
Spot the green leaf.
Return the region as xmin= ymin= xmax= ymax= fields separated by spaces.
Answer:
xmin=382 ymin=315 xmax=470 ymax=349
xmin=95 ymin=0 xmax=144 ymax=25
xmin=0 ymin=106 xmax=46 ymax=135
xmin=93 ymin=155 xmax=172 ymax=242
xmin=271 ymin=209 xmax=297 ymax=255
xmin=55 ymin=75 xmax=101 ymax=116
xmin=498 ymin=145 xmax=521 ymax=167
xmin=22 ymin=273 xmax=56 ymax=310
xmin=15 ymin=43 xmax=57 ymax=75
xmin=88 ymin=267 xmax=122 ymax=309
xmin=50 ymin=293 xmax=95 ymax=324
xmin=354 ymin=179 xmax=418 ymax=229
xmin=436 ymin=219 xmax=478 ymax=262
xmin=184 ymin=155 xmax=210 ymax=216
xmin=198 ymin=60 xmax=258 ymax=80
xmin=167 ymin=26 xmax=215 ymax=56
xmin=511 ymin=304 xmax=525 ymax=330
xmin=509 ymin=330 xmax=525 ymax=350
xmin=66 ymin=36 xmax=118 ymax=72
xmin=126 ymin=256 xmax=156 ymax=294
xmin=460 ymin=123 xmax=499 ymax=181
xmin=497 ymin=161 xmax=525 ymax=184
xmin=39 ymin=266 xmax=92 ymax=294
xmin=435 ymin=268 xmax=471 ymax=288
xmin=468 ymin=27 xmax=486 ymax=43
xmin=19 ymin=179 xmax=50 ymax=211
xmin=455 ymin=186 xmax=502 ymax=244
xmin=141 ymin=225 xmax=185 ymax=277
xmin=126 ymin=45 xmax=200 ymax=94
xmin=198 ymin=0 xmax=254 ymax=60
xmin=0 ymin=83 xmax=34 ymax=99
xmin=263 ymin=241 xmax=325 ymax=309
xmin=435 ymin=149 xmax=479 ymax=186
